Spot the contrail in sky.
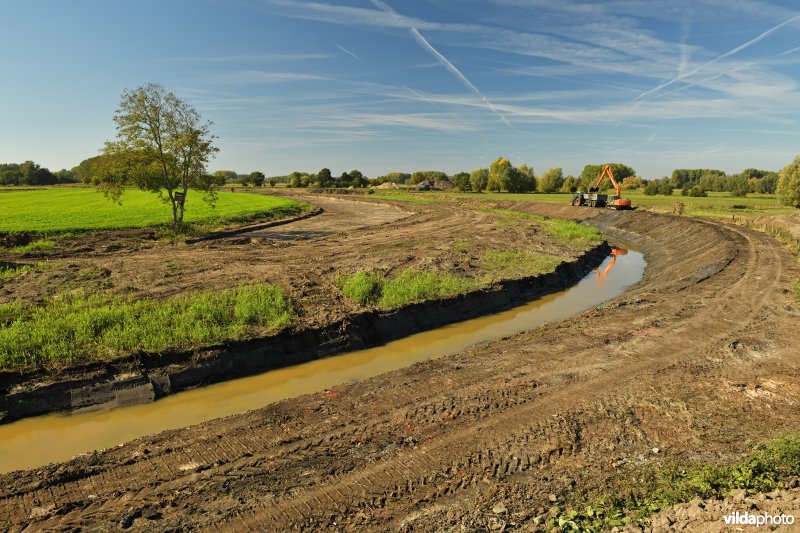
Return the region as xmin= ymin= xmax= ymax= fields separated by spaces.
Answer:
xmin=368 ymin=0 xmax=512 ymax=127
xmin=336 ymin=43 xmax=361 ymax=60
xmin=635 ymin=12 xmax=800 ymax=101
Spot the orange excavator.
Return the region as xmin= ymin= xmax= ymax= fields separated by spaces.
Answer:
xmin=571 ymin=164 xmax=632 ymax=210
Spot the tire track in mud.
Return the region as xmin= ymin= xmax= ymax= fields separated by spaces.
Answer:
xmin=206 ymin=215 xmax=791 ymax=529
xmin=0 ymin=210 xmax=796 ymax=531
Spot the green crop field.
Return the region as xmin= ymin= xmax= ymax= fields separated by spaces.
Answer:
xmin=0 ymin=188 xmax=306 ymax=233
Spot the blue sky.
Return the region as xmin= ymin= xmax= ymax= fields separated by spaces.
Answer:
xmin=2 ymin=0 xmax=800 ymax=178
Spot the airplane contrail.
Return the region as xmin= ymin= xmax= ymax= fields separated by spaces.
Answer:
xmin=336 ymin=43 xmax=361 ymax=60
xmin=368 ymin=0 xmax=512 ymax=127
xmin=635 ymin=12 xmax=800 ymax=101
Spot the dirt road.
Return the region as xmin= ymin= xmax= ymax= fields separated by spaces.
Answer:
xmin=245 ymin=193 xmax=409 ymax=240
xmin=1 ymin=203 xmax=799 ymax=531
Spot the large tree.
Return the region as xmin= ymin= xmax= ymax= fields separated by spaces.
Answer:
xmin=538 ymin=167 xmax=564 ymax=193
xmin=488 ymin=157 xmax=533 ymax=193
xmin=248 ymin=171 xmax=266 ymax=187
xmin=470 ymin=168 xmax=488 ymax=192
xmin=778 ymin=155 xmax=800 ymax=208
xmin=98 ymin=83 xmax=219 ymax=225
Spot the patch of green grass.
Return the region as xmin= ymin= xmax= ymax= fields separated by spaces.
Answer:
xmin=339 ymin=270 xmax=384 ymax=306
xmin=77 ymin=267 xmax=106 ymax=280
xmin=0 ymin=284 xmax=294 ymax=371
xmin=548 ymin=433 xmax=800 ymax=531
xmin=483 ymin=251 xmax=562 ymax=277
xmin=337 ymin=269 xmax=480 ymax=309
xmin=0 ymin=188 xmax=306 ymax=234
xmin=474 ymin=206 xmax=602 ymax=244
xmin=546 ymin=218 xmax=603 ymax=242
xmin=0 ymin=264 xmax=30 ymax=280
xmin=0 ymin=302 xmax=23 ymax=325
xmin=369 ymin=191 xmax=445 ymax=204
xmin=380 ymin=269 xmax=480 ymax=309
xmin=795 ymin=278 xmax=800 ymax=303
xmin=0 ymin=261 xmax=51 ymax=279
xmin=453 ymin=240 xmax=475 ymax=252
xmin=12 ymin=240 xmax=56 ymax=253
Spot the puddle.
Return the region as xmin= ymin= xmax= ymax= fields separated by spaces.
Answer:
xmin=0 ymin=248 xmax=645 ymax=474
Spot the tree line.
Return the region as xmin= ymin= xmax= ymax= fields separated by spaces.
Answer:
xmin=0 ymin=161 xmax=77 ymax=185
xmin=282 ymin=168 xmax=370 ymax=189
xmin=640 ymin=168 xmax=780 ymax=197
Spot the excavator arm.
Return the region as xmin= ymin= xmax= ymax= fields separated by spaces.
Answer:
xmin=593 ymin=165 xmax=622 ymax=198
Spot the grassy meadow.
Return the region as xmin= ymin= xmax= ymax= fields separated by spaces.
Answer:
xmin=369 ymin=189 xmax=795 ymax=219
xmin=0 ymin=188 xmax=306 ymax=234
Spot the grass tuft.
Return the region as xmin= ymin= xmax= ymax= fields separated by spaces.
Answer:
xmin=0 ymin=284 xmax=293 ymax=371
xmin=12 ymin=240 xmax=56 ymax=253
xmin=0 ymin=261 xmax=51 ymax=279
xmin=548 ymin=433 xmax=800 ymax=531
xmin=340 ymin=270 xmax=384 ymax=306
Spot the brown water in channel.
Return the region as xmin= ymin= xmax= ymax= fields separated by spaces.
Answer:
xmin=0 ymin=250 xmax=645 ymax=474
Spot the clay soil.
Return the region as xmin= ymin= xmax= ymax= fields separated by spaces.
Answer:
xmin=1 ymin=193 xmax=800 ymax=531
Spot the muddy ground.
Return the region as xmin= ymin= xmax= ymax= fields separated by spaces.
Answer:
xmin=1 ymin=194 xmax=799 ymax=531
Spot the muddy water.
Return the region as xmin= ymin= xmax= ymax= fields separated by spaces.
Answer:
xmin=0 ymin=249 xmax=645 ymax=474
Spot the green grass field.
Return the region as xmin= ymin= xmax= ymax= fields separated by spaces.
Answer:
xmin=0 ymin=188 xmax=305 ymax=233
xmin=370 ymin=189 xmax=795 ymax=219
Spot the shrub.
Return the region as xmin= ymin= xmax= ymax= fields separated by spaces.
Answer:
xmin=657 ymin=183 xmax=674 ymax=196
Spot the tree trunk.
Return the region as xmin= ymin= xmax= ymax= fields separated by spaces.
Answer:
xmin=168 ymin=190 xmax=178 ymax=226
xmin=177 ymin=187 xmax=188 ymax=225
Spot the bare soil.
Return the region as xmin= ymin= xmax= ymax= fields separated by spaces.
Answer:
xmin=1 ymin=196 xmax=799 ymax=531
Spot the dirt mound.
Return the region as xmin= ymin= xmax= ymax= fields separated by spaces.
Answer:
xmin=375 ymin=181 xmax=400 ymax=189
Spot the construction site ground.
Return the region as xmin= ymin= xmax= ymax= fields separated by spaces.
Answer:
xmin=1 ymin=192 xmax=799 ymax=531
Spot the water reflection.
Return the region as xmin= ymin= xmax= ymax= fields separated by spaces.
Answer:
xmin=595 ymin=248 xmax=627 ymax=285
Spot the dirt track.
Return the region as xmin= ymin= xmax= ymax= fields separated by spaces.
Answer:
xmin=1 ymin=199 xmax=799 ymax=531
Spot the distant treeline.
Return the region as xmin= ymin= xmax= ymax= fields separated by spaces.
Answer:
xmin=642 ymin=168 xmax=780 ymax=197
xmin=2 ymin=156 xmax=781 ymax=200
xmin=0 ymin=161 xmax=77 ymax=186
